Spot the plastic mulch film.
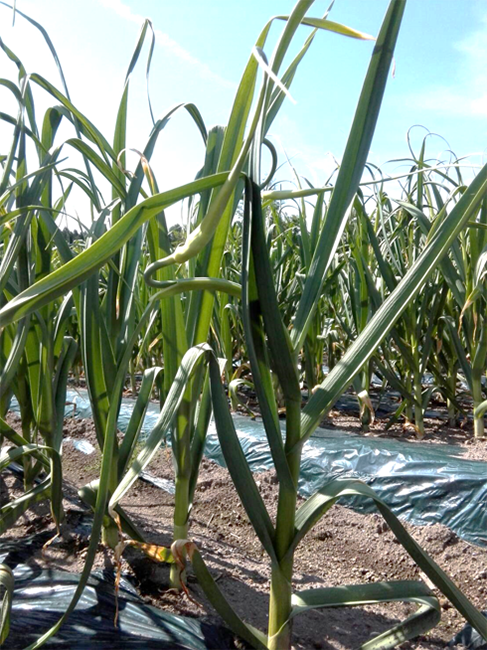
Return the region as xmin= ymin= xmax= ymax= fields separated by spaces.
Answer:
xmin=0 ymin=534 xmax=235 ymax=649
xmin=10 ymin=389 xmax=487 ymax=548
xmin=448 ymin=611 xmax=487 ymax=649
xmin=205 ymin=418 xmax=487 ymax=548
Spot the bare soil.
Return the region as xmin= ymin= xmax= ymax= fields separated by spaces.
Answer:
xmin=2 ymin=410 xmax=487 ymax=650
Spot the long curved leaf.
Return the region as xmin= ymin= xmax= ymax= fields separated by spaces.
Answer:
xmin=0 ymin=564 xmax=14 ymax=646
xmin=291 ymin=0 xmax=406 ymax=352
xmin=0 ymin=172 xmax=230 ymax=326
xmin=289 ymin=478 xmax=487 ymax=640
xmin=291 ymin=581 xmax=440 ymax=650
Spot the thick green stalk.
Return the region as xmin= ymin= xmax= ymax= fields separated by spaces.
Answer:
xmin=404 ymin=374 xmax=413 ymax=423
xmin=472 ymin=378 xmax=485 ymax=439
xmin=268 ymin=560 xmax=293 ymax=650
xmin=170 ymin=474 xmax=191 ymax=587
xmin=101 ymin=445 xmax=120 ymax=548
xmin=359 ymin=366 xmax=373 ymax=432
xmin=412 ymin=337 xmax=425 ymax=438
xmin=472 ymin=323 xmax=487 ymax=439
xmin=169 ymin=352 xmax=196 ymax=588
xmin=303 ymin=336 xmax=317 ymax=394
xmin=268 ymin=400 xmax=301 ymax=650
xmin=101 ymin=515 xmax=119 ymax=548
xmin=447 ymin=366 xmax=457 ymax=427
xmin=173 ymin=475 xmax=191 ymax=540
xmin=170 ymin=388 xmax=193 ymax=587
xmin=413 ymin=369 xmax=424 ymax=438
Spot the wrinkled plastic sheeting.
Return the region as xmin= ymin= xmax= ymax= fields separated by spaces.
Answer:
xmin=204 ymin=419 xmax=487 ymax=548
xmin=65 ymin=389 xmax=162 ymax=437
xmin=8 ymin=389 xmax=162 ymax=437
xmin=448 ymin=611 xmax=487 ymax=649
xmin=0 ymin=539 xmax=234 ymax=649
xmin=11 ymin=390 xmax=487 ymax=548
xmin=300 ymin=428 xmax=487 ymax=546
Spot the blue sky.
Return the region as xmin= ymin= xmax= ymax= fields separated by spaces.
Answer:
xmin=1 ymin=0 xmax=486 ymax=225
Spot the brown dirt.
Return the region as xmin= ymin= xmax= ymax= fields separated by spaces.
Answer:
xmin=2 ymin=411 xmax=487 ymax=649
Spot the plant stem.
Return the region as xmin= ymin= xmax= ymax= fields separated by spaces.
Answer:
xmin=447 ymin=367 xmax=457 ymax=427
xmin=413 ymin=371 xmax=424 ymax=438
xmin=102 ymin=448 xmax=120 ymax=548
xmin=129 ymin=358 xmax=137 ymax=396
xmin=472 ymin=323 xmax=487 ymax=439
xmin=101 ymin=515 xmax=119 ymax=548
xmin=405 ymin=374 xmax=413 ymax=423
xmin=411 ymin=336 xmax=425 ymax=438
xmin=268 ymin=401 xmax=301 ymax=650
xmin=472 ymin=376 xmax=485 ymax=439
xmin=360 ymin=366 xmax=372 ymax=432
xmin=170 ymin=474 xmax=190 ymax=587
xmin=268 ymin=557 xmax=294 ymax=650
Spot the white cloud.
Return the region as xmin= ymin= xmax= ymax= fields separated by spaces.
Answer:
xmin=413 ymin=88 xmax=487 ymax=119
xmin=455 ymin=11 xmax=487 ymax=79
xmin=99 ymin=0 xmax=236 ymax=90
xmin=403 ymin=9 xmax=487 ymax=119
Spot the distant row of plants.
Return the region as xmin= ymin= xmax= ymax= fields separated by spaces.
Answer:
xmin=0 ymin=1 xmax=486 ymax=648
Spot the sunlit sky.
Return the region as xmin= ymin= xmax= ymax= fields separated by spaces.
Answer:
xmin=1 ymin=0 xmax=486 ymax=226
